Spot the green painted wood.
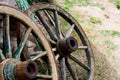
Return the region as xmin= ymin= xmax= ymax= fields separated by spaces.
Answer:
xmin=32 ymin=32 xmax=44 ymax=51
xmin=13 ymin=28 xmax=31 ymax=60
xmin=16 ymin=0 xmax=44 ymax=53
xmin=3 ymin=15 xmax=12 ymax=58
xmin=27 ymin=0 xmax=35 ymax=4
xmin=15 ymin=0 xmax=30 ymax=11
xmin=3 ymin=60 xmax=17 ymax=80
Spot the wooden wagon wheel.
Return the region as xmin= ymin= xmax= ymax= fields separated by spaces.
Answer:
xmin=0 ymin=5 xmax=58 ymax=80
xmin=25 ymin=3 xmax=94 ymax=80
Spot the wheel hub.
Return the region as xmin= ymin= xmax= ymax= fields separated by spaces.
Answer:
xmin=57 ymin=36 xmax=78 ymax=57
xmin=0 ymin=59 xmax=37 ymax=80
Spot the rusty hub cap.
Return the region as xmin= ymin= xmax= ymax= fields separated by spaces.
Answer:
xmin=0 ymin=59 xmax=37 ymax=80
xmin=57 ymin=36 xmax=78 ymax=57
xmin=14 ymin=60 xmax=38 ymax=80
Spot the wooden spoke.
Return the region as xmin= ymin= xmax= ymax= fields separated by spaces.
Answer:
xmin=30 ymin=51 xmax=42 ymax=56
xmin=3 ymin=15 xmax=12 ymax=58
xmin=44 ymin=10 xmax=55 ymax=27
xmin=55 ymin=54 xmax=60 ymax=60
xmin=52 ymin=48 xmax=57 ymax=52
xmin=65 ymin=58 xmax=78 ymax=80
xmin=32 ymin=33 xmax=44 ymax=51
xmin=78 ymin=46 xmax=88 ymax=50
xmin=54 ymin=10 xmax=62 ymax=39
xmin=59 ymin=58 xmax=66 ymax=80
xmin=0 ymin=50 xmax=5 ymax=61
xmin=13 ymin=28 xmax=32 ymax=59
xmin=35 ymin=11 xmax=57 ymax=40
xmin=36 ymin=74 xmax=52 ymax=79
xmin=65 ymin=24 xmax=75 ymax=38
xmin=31 ymin=51 xmax=47 ymax=61
xmin=69 ymin=55 xmax=90 ymax=71
xmin=49 ymin=38 xmax=56 ymax=44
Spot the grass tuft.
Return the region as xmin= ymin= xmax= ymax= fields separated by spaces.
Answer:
xmin=100 ymin=30 xmax=120 ymax=37
xmin=109 ymin=0 xmax=120 ymax=9
xmin=89 ymin=16 xmax=102 ymax=24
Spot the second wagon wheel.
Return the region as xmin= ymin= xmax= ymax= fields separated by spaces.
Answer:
xmin=26 ymin=3 xmax=94 ymax=80
xmin=0 ymin=5 xmax=58 ymax=80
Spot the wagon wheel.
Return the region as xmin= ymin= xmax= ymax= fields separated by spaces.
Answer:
xmin=0 ymin=5 xmax=58 ymax=80
xmin=26 ymin=3 xmax=94 ymax=80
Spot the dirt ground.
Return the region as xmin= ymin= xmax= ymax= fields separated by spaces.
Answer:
xmin=72 ymin=0 xmax=120 ymax=80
